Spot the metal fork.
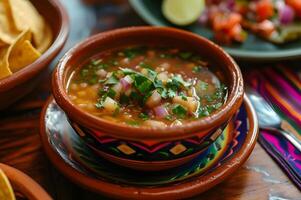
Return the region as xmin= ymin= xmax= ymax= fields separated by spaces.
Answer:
xmin=246 ymin=87 xmax=301 ymax=152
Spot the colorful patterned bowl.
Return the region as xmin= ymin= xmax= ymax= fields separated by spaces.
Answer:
xmin=52 ymin=27 xmax=244 ymax=171
xmin=71 ymin=120 xmax=231 ymax=171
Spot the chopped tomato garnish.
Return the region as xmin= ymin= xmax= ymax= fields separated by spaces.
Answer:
xmin=212 ymin=13 xmax=242 ymax=31
xmin=255 ymin=0 xmax=275 ymax=22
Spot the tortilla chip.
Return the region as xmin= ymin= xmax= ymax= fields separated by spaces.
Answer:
xmin=6 ymin=0 xmax=45 ymax=48
xmin=0 ymin=47 xmax=12 ymax=79
xmin=0 ymin=169 xmax=15 ymax=200
xmin=0 ymin=1 xmax=20 ymax=45
xmin=9 ymin=40 xmax=41 ymax=72
xmin=0 ymin=29 xmax=41 ymax=79
xmin=36 ymin=22 xmax=53 ymax=53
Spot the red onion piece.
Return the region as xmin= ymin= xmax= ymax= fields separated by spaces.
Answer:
xmin=279 ymin=4 xmax=295 ymax=25
xmin=120 ymin=78 xmax=131 ymax=90
xmin=154 ymin=106 xmax=169 ymax=118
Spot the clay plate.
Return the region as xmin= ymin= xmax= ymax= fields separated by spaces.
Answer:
xmin=40 ymin=95 xmax=258 ymax=199
xmin=0 ymin=163 xmax=52 ymax=200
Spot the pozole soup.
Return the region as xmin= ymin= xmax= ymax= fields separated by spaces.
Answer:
xmin=67 ymin=46 xmax=228 ymax=128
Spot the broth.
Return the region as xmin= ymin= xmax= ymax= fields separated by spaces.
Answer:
xmin=67 ymin=46 xmax=228 ymax=128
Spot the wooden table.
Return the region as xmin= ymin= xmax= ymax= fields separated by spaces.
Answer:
xmin=0 ymin=1 xmax=300 ymax=199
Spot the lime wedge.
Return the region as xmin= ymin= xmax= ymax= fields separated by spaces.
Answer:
xmin=0 ymin=169 xmax=15 ymax=200
xmin=162 ymin=0 xmax=205 ymax=26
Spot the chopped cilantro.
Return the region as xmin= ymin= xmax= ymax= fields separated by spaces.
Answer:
xmin=91 ymin=59 xmax=102 ymax=66
xmin=107 ymin=88 xmax=116 ymax=99
xmin=172 ymin=75 xmax=191 ymax=88
xmin=95 ymin=102 xmax=103 ymax=109
xmin=120 ymin=68 xmax=136 ymax=75
xmin=199 ymin=81 xmax=209 ymax=90
xmin=167 ymin=88 xmax=177 ymax=98
xmin=123 ymin=47 xmax=145 ymax=60
xmin=172 ymin=105 xmax=187 ymax=118
xmin=126 ymin=120 xmax=140 ymax=126
xmin=165 ymin=115 xmax=173 ymax=121
xmin=105 ymin=74 xmax=119 ymax=85
xmin=112 ymin=107 xmax=120 ymax=116
xmin=179 ymin=52 xmax=192 ymax=59
xmin=181 ymin=95 xmax=188 ymax=101
xmin=88 ymin=75 xmax=98 ymax=85
xmin=192 ymin=66 xmax=203 ymax=73
xmin=145 ymin=69 xmax=157 ymax=81
xmin=139 ymin=113 xmax=149 ymax=121
xmin=133 ymin=74 xmax=154 ymax=94
xmin=139 ymin=62 xmax=153 ymax=69
xmin=80 ymin=69 xmax=89 ymax=78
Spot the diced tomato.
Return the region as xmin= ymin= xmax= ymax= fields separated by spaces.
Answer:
xmin=228 ymin=24 xmax=247 ymax=42
xmin=212 ymin=13 xmax=242 ymax=31
xmin=255 ymin=0 xmax=275 ymax=21
xmin=286 ymin=0 xmax=301 ymax=17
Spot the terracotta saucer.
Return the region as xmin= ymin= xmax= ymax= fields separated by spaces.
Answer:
xmin=0 ymin=164 xmax=52 ymax=200
xmin=40 ymin=95 xmax=258 ymax=199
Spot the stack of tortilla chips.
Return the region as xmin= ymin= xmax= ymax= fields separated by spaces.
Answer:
xmin=0 ymin=0 xmax=52 ymax=79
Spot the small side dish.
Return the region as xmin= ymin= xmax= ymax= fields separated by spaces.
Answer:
xmin=0 ymin=164 xmax=52 ymax=200
xmin=162 ymin=0 xmax=301 ymax=45
xmin=68 ymin=46 xmax=228 ymax=128
xmin=0 ymin=0 xmax=53 ymax=79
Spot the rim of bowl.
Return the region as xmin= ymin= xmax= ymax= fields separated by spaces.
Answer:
xmin=0 ymin=163 xmax=52 ymax=200
xmin=0 ymin=0 xmax=69 ymax=91
xmin=52 ymin=26 xmax=244 ymax=141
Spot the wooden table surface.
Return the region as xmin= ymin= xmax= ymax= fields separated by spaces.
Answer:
xmin=0 ymin=1 xmax=300 ymax=199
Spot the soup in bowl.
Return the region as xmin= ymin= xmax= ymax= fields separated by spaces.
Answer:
xmin=52 ymin=27 xmax=244 ymax=171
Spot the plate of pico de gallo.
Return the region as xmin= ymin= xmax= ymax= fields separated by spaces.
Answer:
xmin=130 ymin=0 xmax=301 ymax=61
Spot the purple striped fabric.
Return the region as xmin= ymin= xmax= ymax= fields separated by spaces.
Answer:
xmin=245 ymin=65 xmax=301 ymax=190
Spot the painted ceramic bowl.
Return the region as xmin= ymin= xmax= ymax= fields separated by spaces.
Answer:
xmin=0 ymin=0 xmax=69 ymax=110
xmin=52 ymin=27 xmax=244 ymax=171
xmin=71 ymin=119 xmax=231 ymax=171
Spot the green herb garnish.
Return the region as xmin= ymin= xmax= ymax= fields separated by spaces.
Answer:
xmin=199 ymin=81 xmax=209 ymax=91
xmin=192 ymin=66 xmax=203 ymax=73
xmin=123 ymin=47 xmax=145 ymax=60
xmin=107 ymin=88 xmax=116 ymax=99
xmin=172 ymin=105 xmax=187 ymax=118
xmin=139 ymin=113 xmax=149 ymax=121
xmin=139 ymin=62 xmax=153 ymax=69
xmin=126 ymin=120 xmax=140 ymax=126
xmin=104 ymin=74 xmax=119 ymax=85
xmin=179 ymin=52 xmax=192 ymax=59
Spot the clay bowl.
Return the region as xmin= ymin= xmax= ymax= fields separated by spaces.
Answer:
xmin=0 ymin=163 xmax=52 ymax=200
xmin=52 ymin=27 xmax=244 ymax=171
xmin=0 ymin=0 xmax=69 ymax=110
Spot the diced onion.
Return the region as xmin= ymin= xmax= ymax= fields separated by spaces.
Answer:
xmin=154 ymin=105 xmax=169 ymax=118
xmin=157 ymin=72 xmax=169 ymax=84
xmin=173 ymin=96 xmax=198 ymax=113
xmin=112 ymin=82 xmax=123 ymax=98
xmin=146 ymin=90 xmax=162 ymax=108
xmin=96 ymin=69 xmax=107 ymax=77
xmin=103 ymin=97 xmax=119 ymax=113
xmin=120 ymin=75 xmax=133 ymax=91
xmin=279 ymin=4 xmax=295 ymax=25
